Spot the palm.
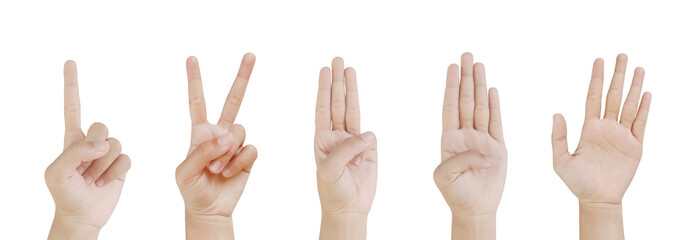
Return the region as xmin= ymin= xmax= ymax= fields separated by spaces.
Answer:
xmin=440 ymin=129 xmax=506 ymax=214
xmin=180 ymin=123 xmax=249 ymax=216
xmin=552 ymin=54 xmax=652 ymax=204
xmin=315 ymin=130 xmax=377 ymax=213
xmin=556 ymin=119 xmax=642 ymax=203
xmin=56 ymin=168 xmax=124 ymax=227
xmin=434 ymin=53 xmax=506 ymax=216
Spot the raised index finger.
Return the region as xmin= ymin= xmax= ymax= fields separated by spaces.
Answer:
xmin=219 ymin=53 xmax=256 ymax=128
xmin=186 ymin=56 xmax=208 ymax=125
xmin=64 ymin=60 xmax=81 ymax=132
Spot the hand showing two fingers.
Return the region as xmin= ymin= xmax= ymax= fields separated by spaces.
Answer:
xmin=46 ymin=61 xmax=131 ymax=233
xmin=175 ymin=53 xmax=258 ymax=218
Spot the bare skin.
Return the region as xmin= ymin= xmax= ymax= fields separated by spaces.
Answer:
xmin=46 ymin=61 xmax=131 ymax=240
xmin=315 ymin=57 xmax=378 ymax=240
xmin=434 ymin=53 xmax=506 ymax=240
xmin=552 ymin=54 xmax=652 ymax=240
xmin=176 ymin=54 xmax=258 ymax=240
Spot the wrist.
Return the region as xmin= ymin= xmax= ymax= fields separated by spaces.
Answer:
xmin=185 ymin=211 xmax=234 ymax=240
xmin=578 ymin=201 xmax=624 ymax=240
xmin=451 ymin=213 xmax=496 ymax=240
xmin=320 ymin=212 xmax=368 ymax=240
xmin=48 ymin=216 xmax=100 ymax=240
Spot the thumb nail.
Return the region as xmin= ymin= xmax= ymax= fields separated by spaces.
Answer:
xmin=94 ymin=141 xmax=109 ymax=152
xmin=217 ymin=133 xmax=232 ymax=146
xmin=359 ymin=132 xmax=374 ymax=142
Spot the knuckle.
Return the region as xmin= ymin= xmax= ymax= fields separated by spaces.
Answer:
xmin=586 ymin=93 xmax=602 ymax=102
xmin=226 ymin=95 xmax=243 ymax=107
xmin=345 ymin=106 xmax=360 ymax=115
xmin=316 ymin=105 xmax=330 ymax=113
xmin=64 ymin=103 xmax=81 ymax=112
xmin=189 ymin=96 xmax=205 ymax=106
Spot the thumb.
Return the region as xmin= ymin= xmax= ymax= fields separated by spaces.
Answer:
xmin=177 ymin=132 xmax=234 ymax=182
xmin=434 ymin=150 xmax=491 ymax=184
xmin=46 ymin=140 xmax=110 ymax=182
xmin=320 ymin=132 xmax=376 ymax=172
xmin=552 ymin=114 xmax=570 ymax=164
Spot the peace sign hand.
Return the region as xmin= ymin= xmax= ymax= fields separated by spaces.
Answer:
xmin=175 ymin=54 xmax=258 ymax=238
xmin=46 ymin=61 xmax=131 ymax=239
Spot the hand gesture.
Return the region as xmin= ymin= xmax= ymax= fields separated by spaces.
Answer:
xmin=552 ymin=54 xmax=652 ymax=205
xmin=175 ymin=54 xmax=258 ymax=222
xmin=315 ymin=57 xmax=378 ymax=218
xmin=46 ymin=61 xmax=131 ymax=239
xmin=434 ymin=53 xmax=507 ymax=217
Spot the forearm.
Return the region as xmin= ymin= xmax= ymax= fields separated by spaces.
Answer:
xmin=579 ymin=202 xmax=624 ymax=240
xmin=319 ymin=212 xmax=368 ymax=240
xmin=451 ymin=213 xmax=496 ymax=240
xmin=185 ymin=211 xmax=235 ymax=240
xmin=48 ymin=216 xmax=100 ymax=240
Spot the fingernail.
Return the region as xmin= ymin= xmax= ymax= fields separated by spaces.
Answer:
xmin=84 ymin=176 xmax=94 ymax=185
xmin=351 ymin=156 xmax=362 ymax=166
xmin=360 ymin=132 xmax=374 ymax=141
xmin=222 ymin=168 xmax=233 ymax=177
xmin=94 ymin=141 xmax=109 ymax=152
xmin=209 ymin=160 xmax=221 ymax=172
xmin=96 ymin=179 xmax=104 ymax=187
xmin=217 ymin=133 xmax=232 ymax=146
xmin=76 ymin=166 xmax=85 ymax=174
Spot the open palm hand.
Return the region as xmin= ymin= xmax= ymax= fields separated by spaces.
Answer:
xmin=553 ymin=54 xmax=652 ymax=204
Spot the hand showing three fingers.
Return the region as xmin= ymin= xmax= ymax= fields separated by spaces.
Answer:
xmin=46 ymin=61 xmax=131 ymax=239
xmin=175 ymin=54 xmax=258 ymax=239
xmin=315 ymin=58 xmax=377 ymax=240
xmin=552 ymin=54 xmax=652 ymax=206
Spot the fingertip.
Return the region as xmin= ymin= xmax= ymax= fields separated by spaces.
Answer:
xmin=474 ymin=62 xmax=486 ymax=71
xmin=64 ymin=60 xmax=76 ymax=67
xmin=187 ymin=56 xmax=198 ymax=64
xmin=120 ymin=154 xmax=132 ymax=169
xmin=489 ymin=87 xmax=499 ymax=95
xmin=617 ymin=53 xmax=628 ymax=61
xmin=448 ymin=63 xmax=458 ymax=71
xmin=345 ymin=67 xmax=356 ymax=75
xmin=635 ymin=67 xmax=645 ymax=75
xmin=461 ymin=52 xmax=473 ymax=61
xmin=332 ymin=56 xmax=344 ymax=65
xmin=244 ymin=52 xmax=256 ymax=60
xmin=643 ymin=91 xmax=653 ymax=100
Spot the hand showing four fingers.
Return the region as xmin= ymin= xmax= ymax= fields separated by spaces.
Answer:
xmin=434 ymin=53 xmax=507 ymax=217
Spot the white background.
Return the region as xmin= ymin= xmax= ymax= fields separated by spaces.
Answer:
xmin=0 ymin=0 xmax=694 ymax=239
